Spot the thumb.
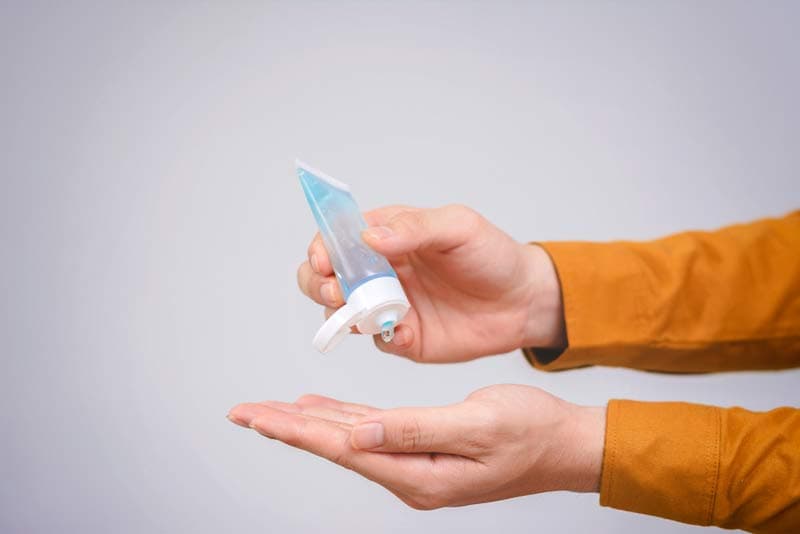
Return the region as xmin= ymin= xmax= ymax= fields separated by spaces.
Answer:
xmin=361 ymin=205 xmax=481 ymax=257
xmin=350 ymin=405 xmax=479 ymax=456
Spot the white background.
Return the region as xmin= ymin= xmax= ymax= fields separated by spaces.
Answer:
xmin=2 ymin=2 xmax=799 ymax=532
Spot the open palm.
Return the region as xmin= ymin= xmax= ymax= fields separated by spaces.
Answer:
xmin=227 ymin=384 xmax=603 ymax=509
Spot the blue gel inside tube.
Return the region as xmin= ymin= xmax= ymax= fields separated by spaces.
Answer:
xmin=297 ymin=161 xmax=398 ymax=300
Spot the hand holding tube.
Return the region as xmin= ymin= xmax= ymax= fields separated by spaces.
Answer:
xmin=297 ymin=204 xmax=566 ymax=362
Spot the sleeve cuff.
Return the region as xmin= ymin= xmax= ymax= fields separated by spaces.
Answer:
xmin=523 ymin=240 xmax=653 ymax=371
xmin=600 ymin=399 xmax=721 ymax=526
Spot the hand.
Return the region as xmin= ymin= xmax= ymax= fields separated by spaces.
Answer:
xmin=227 ymin=385 xmax=605 ymax=509
xmin=297 ymin=204 xmax=566 ymax=362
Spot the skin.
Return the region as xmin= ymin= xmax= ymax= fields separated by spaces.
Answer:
xmin=229 ymin=204 xmax=606 ymax=508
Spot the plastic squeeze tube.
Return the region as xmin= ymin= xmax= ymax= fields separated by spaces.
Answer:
xmin=296 ymin=160 xmax=410 ymax=353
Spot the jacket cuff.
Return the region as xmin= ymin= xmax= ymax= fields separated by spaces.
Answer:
xmin=600 ymin=399 xmax=721 ymax=526
xmin=524 ymin=240 xmax=652 ymax=371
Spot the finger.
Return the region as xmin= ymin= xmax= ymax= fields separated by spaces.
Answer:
xmin=229 ymin=402 xmax=351 ymax=431
xmin=362 ymin=205 xmax=417 ymax=227
xmin=254 ymin=398 xmax=364 ymax=427
xmin=296 ymin=261 xmax=313 ymax=298
xmin=254 ymin=401 xmax=366 ymax=430
xmin=307 ymin=206 xmax=415 ymax=277
xmin=295 ymin=394 xmax=380 ymax=417
xmin=361 ymin=204 xmax=481 ymax=257
xmin=297 ymin=262 xmax=344 ymax=307
xmin=248 ymin=405 xmax=429 ymax=491
xmin=228 ymin=402 xmax=292 ymax=428
xmin=372 ymin=322 xmax=416 ymax=356
xmin=350 ymin=404 xmax=482 ymax=456
xmin=371 ymin=310 xmax=424 ymax=362
xmin=258 ymin=400 xmax=301 ymax=413
xmin=298 ymin=405 xmax=364 ymax=426
xmin=307 ymin=233 xmax=333 ymax=276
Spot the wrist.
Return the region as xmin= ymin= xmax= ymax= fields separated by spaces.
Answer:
xmin=560 ymin=404 xmax=606 ymax=493
xmin=519 ymin=243 xmax=567 ymax=349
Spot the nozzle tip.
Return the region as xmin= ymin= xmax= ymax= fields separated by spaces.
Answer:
xmin=381 ymin=322 xmax=395 ymax=343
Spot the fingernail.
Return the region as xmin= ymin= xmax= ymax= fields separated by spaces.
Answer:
xmin=310 ymin=254 xmax=320 ymax=273
xmin=228 ymin=404 xmax=264 ymax=427
xmin=321 ymin=282 xmax=337 ymax=304
xmin=363 ymin=226 xmax=394 ymax=241
xmin=392 ymin=327 xmax=409 ymax=346
xmin=352 ymin=422 xmax=385 ymax=449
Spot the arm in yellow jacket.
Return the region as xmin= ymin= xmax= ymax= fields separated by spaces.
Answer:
xmin=526 ymin=211 xmax=800 ymax=532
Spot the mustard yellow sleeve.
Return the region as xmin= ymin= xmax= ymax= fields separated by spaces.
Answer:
xmin=524 ymin=210 xmax=800 ymax=373
xmin=602 ymin=400 xmax=800 ymax=533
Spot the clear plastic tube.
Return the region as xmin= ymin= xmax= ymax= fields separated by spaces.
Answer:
xmin=297 ymin=161 xmax=398 ymax=300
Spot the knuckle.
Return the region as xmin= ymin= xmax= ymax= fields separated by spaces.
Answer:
xmin=399 ymin=419 xmax=422 ymax=451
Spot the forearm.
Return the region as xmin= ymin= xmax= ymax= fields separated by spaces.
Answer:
xmin=524 ymin=210 xmax=800 ymax=373
xmin=600 ymin=400 xmax=800 ymax=533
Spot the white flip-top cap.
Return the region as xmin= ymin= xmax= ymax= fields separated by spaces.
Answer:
xmin=313 ymin=276 xmax=410 ymax=353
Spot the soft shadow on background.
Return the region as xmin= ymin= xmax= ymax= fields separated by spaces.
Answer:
xmin=2 ymin=2 xmax=798 ymax=533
